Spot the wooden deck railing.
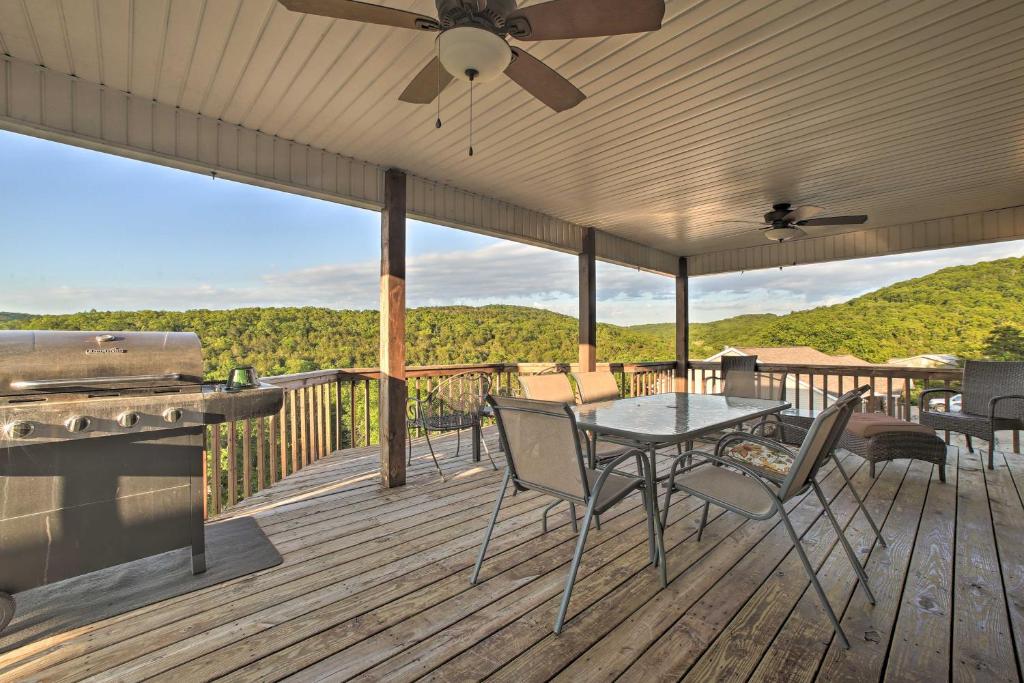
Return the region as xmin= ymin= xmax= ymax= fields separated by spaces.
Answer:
xmin=202 ymin=360 xmax=677 ymax=516
xmin=686 ymin=360 xmax=964 ymax=421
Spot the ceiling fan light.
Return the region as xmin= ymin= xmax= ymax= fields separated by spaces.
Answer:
xmin=439 ymin=26 xmax=512 ymax=83
xmin=763 ymin=226 xmax=805 ymax=242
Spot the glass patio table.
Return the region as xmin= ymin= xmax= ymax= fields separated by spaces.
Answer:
xmin=572 ymin=392 xmax=791 ymax=482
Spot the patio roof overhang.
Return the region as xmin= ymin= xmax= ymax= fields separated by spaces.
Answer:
xmin=1 ymin=0 xmax=1022 ymax=278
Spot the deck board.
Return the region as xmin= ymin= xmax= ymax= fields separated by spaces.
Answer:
xmin=2 ymin=429 xmax=1023 ymax=682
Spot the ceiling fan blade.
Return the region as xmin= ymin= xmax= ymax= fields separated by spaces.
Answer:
xmin=506 ymin=0 xmax=665 ymax=41
xmin=505 ymin=47 xmax=585 ymax=112
xmin=278 ymin=0 xmax=440 ymax=31
xmin=399 ymin=56 xmax=454 ymax=104
xmin=797 ymin=215 xmax=869 ymax=226
xmin=786 ymin=205 xmax=825 ymax=222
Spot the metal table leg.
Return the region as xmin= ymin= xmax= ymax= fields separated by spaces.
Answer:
xmin=472 ymin=419 xmax=481 ymax=463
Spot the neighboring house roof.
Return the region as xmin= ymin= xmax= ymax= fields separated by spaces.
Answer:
xmin=887 ymin=354 xmax=961 ymax=368
xmin=704 ymin=346 xmax=908 ymax=396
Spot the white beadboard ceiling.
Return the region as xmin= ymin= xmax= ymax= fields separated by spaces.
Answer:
xmin=0 ymin=0 xmax=1022 ymax=269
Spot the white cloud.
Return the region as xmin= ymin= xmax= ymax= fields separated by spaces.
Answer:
xmin=5 ymin=239 xmax=1022 ymax=327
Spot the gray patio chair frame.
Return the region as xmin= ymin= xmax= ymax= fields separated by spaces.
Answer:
xmin=703 ymin=355 xmax=759 ymax=396
xmin=471 ymin=395 xmax=667 ymax=634
xmin=919 ymin=360 xmax=1024 ymax=469
xmin=407 ymin=370 xmax=497 ymax=480
xmin=660 ymin=387 xmax=873 ymax=649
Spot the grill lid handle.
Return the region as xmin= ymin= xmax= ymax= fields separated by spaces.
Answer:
xmin=10 ymin=373 xmax=183 ymax=390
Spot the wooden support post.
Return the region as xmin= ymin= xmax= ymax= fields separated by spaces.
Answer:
xmin=674 ymin=256 xmax=689 ymax=392
xmin=579 ymin=227 xmax=597 ymax=372
xmin=380 ymin=168 xmax=407 ymax=488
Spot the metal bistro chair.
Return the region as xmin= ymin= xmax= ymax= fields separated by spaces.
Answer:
xmin=661 ymin=387 xmax=873 ymax=649
xmin=407 ymin=370 xmax=498 ymax=480
xmin=471 ymin=395 xmax=667 ymax=634
xmin=919 ymin=360 xmax=1024 ymax=469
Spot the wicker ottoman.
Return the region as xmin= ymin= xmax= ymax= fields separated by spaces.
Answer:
xmin=780 ymin=410 xmax=947 ymax=483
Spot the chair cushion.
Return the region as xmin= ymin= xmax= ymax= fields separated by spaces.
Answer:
xmin=585 ymin=469 xmax=643 ymax=513
xmin=846 ymin=413 xmax=935 ymax=439
xmin=721 ymin=439 xmax=794 ymax=478
xmin=673 ymin=466 xmax=778 ymax=518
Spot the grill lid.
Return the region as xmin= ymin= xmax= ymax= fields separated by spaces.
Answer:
xmin=0 ymin=331 xmax=204 ymax=396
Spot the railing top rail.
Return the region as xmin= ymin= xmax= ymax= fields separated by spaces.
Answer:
xmin=687 ymin=359 xmax=963 ymax=381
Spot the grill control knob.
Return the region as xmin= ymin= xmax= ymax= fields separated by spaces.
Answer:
xmin=4 ymin=421 xmax=35 ymax=439
xmin=162 ymin=408 xmax=183 ymax=424
xmin=117 ymin=411 xmax=141 ymax=429
xmin=65 ymin=416 xmax=91 ymax=433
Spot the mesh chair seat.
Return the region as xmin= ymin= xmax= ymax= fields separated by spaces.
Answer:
xmin=585 ymin=469 xmax=644 ymax=513
xmin=591 ymin=439 xmax=635 ymax=463
xmin=421 ymin=412 xmax=477 ymax=431
xmin=672 ymin=466 xmax=778 ymax=517
xmin=720 ymin=439 xmax=794 ymax=481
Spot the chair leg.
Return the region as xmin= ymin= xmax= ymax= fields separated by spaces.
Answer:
xmin=407 ymin=430 xmax=413 ymax=466
xmin=696 ymin=502 xmax=710 ymax=542
xmin=569 ymin=502 xmax=579 ymax=534
xmin=594 ymin=513 xmax=601 ymax=531
xmin=966 ymin=435 xmax=974 ymax=453
xmin=470 ymin=468 xmax=510 ymax=585
xmin=777 ymin=506 xmax=850 ymax=649
xmin=988 ymin=444 xmax=994 ymax=470
xmin=541 ymin=500 xmax=561 ymax=533
xmin=831 ymin=454 xmax=886 ymax=547
xmin=423 ymin=430 xmax=445 ymax=481
xmin=812 ymin=482 xmax=876 ymax=605
xmin=480 ymin=429 xmax=498 ymax=470
xmin=660 ymin=479 xmax=674 ymax=531
xmin=554 ymin=500 xmax=597 ymax=634
xmin=455 ymin=428 xmax=461 ymax=458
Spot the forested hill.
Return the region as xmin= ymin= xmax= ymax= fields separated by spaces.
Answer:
xmin=631 ymin=256 xmax=1024 ymax=363
xmin=3 ymin=256 xmax=1021 ymax=378
xmin=1 ymin=306 xmax=674 ymax=380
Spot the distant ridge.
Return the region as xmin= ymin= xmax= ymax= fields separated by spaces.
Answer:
xmin=629 ymin=256 xmax=1024 ymax=363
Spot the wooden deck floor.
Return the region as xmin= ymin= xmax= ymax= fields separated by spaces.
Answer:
xmin=2 ymin=429 xmax=1023 ymax=682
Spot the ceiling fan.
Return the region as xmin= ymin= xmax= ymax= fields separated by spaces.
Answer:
xmin=716 ymin=203 xmax=868 ymax=242
xmin=279 ymin=0 xmax=666 ymax=116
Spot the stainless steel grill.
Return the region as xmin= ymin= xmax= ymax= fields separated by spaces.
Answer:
xmin=0 ymin=330 xmax=284 ymax=631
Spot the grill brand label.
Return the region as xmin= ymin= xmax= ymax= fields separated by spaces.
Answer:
xmin=85 ymin=347 xmax=128 ymax=354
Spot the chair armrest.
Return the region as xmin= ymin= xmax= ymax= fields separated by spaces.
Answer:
xmin=589 ymin=448 xmax=647 ymax=496
xmin=990 ymin=394 xmax=1024 ymax=420
xmin=715 ymin=431 xmax=797 ymax=460
xmin=918 ymin=388 xmax=959 ymax=416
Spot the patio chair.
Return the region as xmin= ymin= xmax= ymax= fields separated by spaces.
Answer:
xmin=407 ymin=370 xmax=498 ymax=480
xmin=919 ymin=360 xmax=1024 ymax=469
xmin=703 ymin=355 xmax=759 ymax=396
xmin=519 ymin=373 xmax=576 ymax=404
xmin=569 ymin=371 xmax=637 ymax=468
xmin=471 ymin=395 xmax=666 ymax=634
xmin=660 ymin=387 xmax=873 ymax=649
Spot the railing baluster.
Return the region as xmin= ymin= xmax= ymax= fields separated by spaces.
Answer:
xmin=291 ymin=389 xmax=300 ymax=471
xmin=257 ymin=418 xmax=266 ymax=491
xmin=269 ymin=413 xmax=279 ymax=483
xmin=212 ymin=424 xmax=222 ymax=516
xmin=363 ymin=379 xmax=371 ymax=447
xmin=227 ymin=421 xmax=237 ymax=505
xmin=242 ymin=419 xmax=252 ymax=497
xmin=202 ymin=429 xmax=209 ymax=520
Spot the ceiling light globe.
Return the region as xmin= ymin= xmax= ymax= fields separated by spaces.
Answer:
xmin=439 ymin=26 xmax=512 ymax=82
xmin=763 ymin=226 xmax=805 ymax=242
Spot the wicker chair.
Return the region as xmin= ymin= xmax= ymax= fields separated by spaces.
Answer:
xmin=407 ymin=370 xmax=498 ymax=479
xmin=471 ymin=395 xmax=666 ymax=633
xmin=919 ymin=360 xmax=1024 ymax=469
xmin=662 ymin=387 xmax=874 ymax=649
